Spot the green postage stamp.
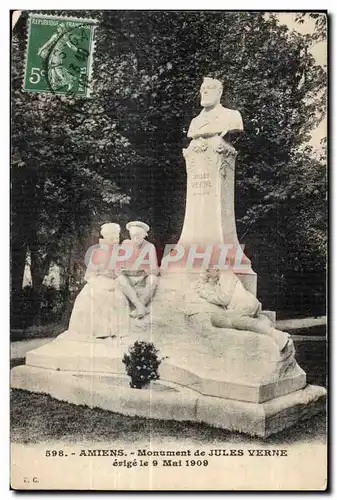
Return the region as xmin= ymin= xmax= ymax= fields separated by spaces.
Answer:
xmin=23 ymin=14 xmax=98 ymax=97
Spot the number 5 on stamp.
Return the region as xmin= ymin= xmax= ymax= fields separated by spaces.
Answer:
xmin=23 ymin=14 xmax=98 ymax=97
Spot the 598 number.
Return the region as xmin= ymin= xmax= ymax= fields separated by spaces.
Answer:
xmin=45 ymin=449 xmax=64 ymax=457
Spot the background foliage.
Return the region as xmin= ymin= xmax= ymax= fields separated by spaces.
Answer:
xmin=11 ymin=11 xmax=327 ymax=328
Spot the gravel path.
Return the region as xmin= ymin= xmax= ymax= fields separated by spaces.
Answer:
xmin=276 ymin=316 xmax=326 ymax=330
xmin=10 ymin=314 xmax=327 ymax=361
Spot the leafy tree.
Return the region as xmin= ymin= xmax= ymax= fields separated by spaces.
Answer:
xmin=295 ymin=12 xmax=327 ymax=42
xmin=11 ymin=15 xmax=131 ymax=325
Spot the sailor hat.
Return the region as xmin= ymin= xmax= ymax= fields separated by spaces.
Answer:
xmin=126 ymin=221 xmax=150 ymax=232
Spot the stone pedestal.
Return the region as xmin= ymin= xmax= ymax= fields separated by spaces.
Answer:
xmin=11 ymin=330 xmax=306 ymax=404
xmin=11 ymin=363 xmax=326 ymax=439
xmin=180 ymin=136 xmax=240 ymax=246
xmin=164 ymin=136 xmax=257 ymax=294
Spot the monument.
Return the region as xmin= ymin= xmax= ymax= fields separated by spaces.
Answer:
xmin=11 ymin=77 xmax=326 ymax=438
xmin=172 ymin=77 xmax=255 ymax=294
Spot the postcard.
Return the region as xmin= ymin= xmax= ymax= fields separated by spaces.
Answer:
xmin=10 ymin=10 xmax=327 ymax=491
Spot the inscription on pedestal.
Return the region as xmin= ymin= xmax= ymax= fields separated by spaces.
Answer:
xmin=192 ymin=172 xmax=212 ymax=196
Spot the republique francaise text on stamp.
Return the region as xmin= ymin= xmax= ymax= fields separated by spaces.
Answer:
xmin=23 ymin=14 xmax=98 ymax=97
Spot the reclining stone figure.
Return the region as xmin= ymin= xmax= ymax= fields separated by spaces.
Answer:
xmin=195 ymin=268 xmax=290 ymax=351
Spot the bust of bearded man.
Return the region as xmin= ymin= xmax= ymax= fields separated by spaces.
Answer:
xmin=187 ymin=77 xmax=244 ymax=140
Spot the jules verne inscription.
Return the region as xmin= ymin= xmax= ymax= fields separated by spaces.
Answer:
xmin=192 ymin=172 xmax=212 ymax=196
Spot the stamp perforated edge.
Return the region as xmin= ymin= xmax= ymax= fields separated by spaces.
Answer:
xmin=22 ymin=12 xmax=99 ymax=98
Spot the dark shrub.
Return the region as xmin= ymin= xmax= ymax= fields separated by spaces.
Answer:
xmin=122 ymin=341 xmax=162 ymax=389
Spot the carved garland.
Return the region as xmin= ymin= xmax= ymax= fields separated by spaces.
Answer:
xmin=184 ymin=138 xmax=237 ymax=177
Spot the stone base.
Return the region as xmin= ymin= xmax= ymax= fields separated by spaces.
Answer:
xmin=261 ymin=310 xmax=276 ymax=325
xmin=11 ymin=365 xmax=326 ymax=438
xmin=23 ymin=338 xmax=306 ymax=403
xmin=236 ymin=271 xmax=257 ymax=297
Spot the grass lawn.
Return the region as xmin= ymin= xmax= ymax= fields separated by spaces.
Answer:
xmin=287 ymin=324 xmax=326 ymax=337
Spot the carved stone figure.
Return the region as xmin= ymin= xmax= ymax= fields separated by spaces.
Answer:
xmin=187 ymin=77 xmax=243 ymax=139
xmin=178 ymin=77 xmax=254 ymax=289
xmin=195 ymin=268 xmax=290 ymax=351
xmin=118 ymin=221 xmax=159 ymax=319
xmin=67 ymin=222 xmax=130 ymax=339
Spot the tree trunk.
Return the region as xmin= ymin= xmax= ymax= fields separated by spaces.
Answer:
xmin=60 ymin=245 xmax=76 ymax=326
xmin=10 ymin=234 xmax=27 ymax=327
xmin=11 ymin=237 xmax=27 ymax=294
xmin=29 ymin=238 xmax=51 ymax=325
xmin=11 ymin=162 xmax=33 ymax=326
